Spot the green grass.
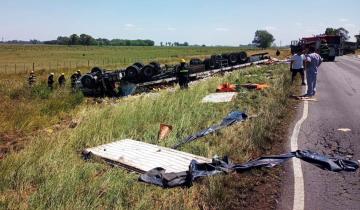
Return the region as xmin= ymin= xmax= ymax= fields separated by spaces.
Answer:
xmin=0 ymin=64 xmax=294 ymax=209
xmin=0 ymin=45 xmax=290 ymax=75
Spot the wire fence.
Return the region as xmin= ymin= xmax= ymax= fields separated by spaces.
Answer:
xmin=0 ymin=55 xmax=207 ymax=75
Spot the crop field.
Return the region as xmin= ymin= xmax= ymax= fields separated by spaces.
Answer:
xmin=0 ymin=45 xmax=290 ymax=74
xmin=0 ymin=45 xmax=296 ymax=209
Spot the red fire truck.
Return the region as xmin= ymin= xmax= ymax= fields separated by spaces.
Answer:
xmin=291 ymin=35 xmax=342 ymax=61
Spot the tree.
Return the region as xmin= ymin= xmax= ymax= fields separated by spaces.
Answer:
xmin=79 ymin=34 xmax=96 ymax=45
xmin=325 ymin=28 xmax=337 ymax=35
xmin=56 ymin=36 xmax=70 ymax=45
xmin=252 ymin=30 xmax=275 ymax=48
xmin=69 ymin=34 xmax=80 ymax=45
xmin=325 ymin=27 xmax=350 ymax=41
xmin=30 ymin=39 xmax=41 ymax=44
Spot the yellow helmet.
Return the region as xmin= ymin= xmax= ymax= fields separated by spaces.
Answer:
xmin=61 ymin=73 xmax=64 ymax=75
xmin=180 ymin=59 xmax=186 ymax=63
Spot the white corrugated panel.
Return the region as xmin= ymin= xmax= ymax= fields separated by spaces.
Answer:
xmin=84 ymin=139 xmax=211 ymax=173
xmin=202 ymin=92 xmax=238 ymax=103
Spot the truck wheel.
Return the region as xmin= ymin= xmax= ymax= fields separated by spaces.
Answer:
xmin=141 ymin=64 xmax=156 ymax=80
xmin=238 ymin=51 xmax=248 ymax=63
xmin=91 ymin=67 xmax=103 ymax=74
xmin=229 ymin=53 xmax=238 ymax=65
xmin=204 ymin=58 xmax=212 ymax=70
xmin=190 ymin=58 xmax=202 ymax=65
xmin=132 ymin=62 xmax=144 ymax=69
xmin=81 ymin=74 xmax=95 ymax=89
xmin=125 ymin=65 xmax=141 ymax=79
xmin=149 ymin=61 xmax=161 ymax=73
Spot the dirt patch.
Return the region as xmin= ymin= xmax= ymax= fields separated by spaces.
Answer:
xmin=231 ymin=97 xmax=299 ymax=210
xmin=0 ymin=132 xmax=27 ymax=160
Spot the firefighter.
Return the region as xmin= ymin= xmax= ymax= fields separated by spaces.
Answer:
xmin=177 ymin=59 xmax=189 ymax=89
xmin=276 ymin=49 xmax=281 ymax=57
xmin=70 ymin=71 xmax=78 ymax=89
xmin=48 ymin=73 xmax=54 ymax=89
xmin=76 ymin=70 xmax=81 ymax=79
xmin=28 ymin=71 xmax=36 ymax=87
xmin=58 ymin=73 xmax=66 ymax=87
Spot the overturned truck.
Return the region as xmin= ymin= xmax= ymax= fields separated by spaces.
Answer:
xmin=76 ymin=51 xmax=270 ymax=97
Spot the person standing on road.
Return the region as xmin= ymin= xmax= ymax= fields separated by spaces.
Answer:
xmin=58 ymin=73 xmax=66 ymax=87
xmin=177 ymin=59 xmax=189 ymax=89
xmin=28 ymin=71 xmax=37 ymax=87
xmin=290 ymin=49 xmax=306 ymax=85
xmin=48 ymin=73 xmax=55 ymax=89
xmin=303 ymin=45 xmax=322 ymax=97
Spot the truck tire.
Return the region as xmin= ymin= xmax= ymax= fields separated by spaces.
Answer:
xmin=190 ymin=58 xmax=202 ymax=65
xmin=204 ymin=58 xmax=212 ymax=70
xmin=141 ymin=64 xmax=156 ymax=80
xmin=91 ymin=67 xmax=103 ymax=75
xmin=238 ymin=51 xmax=248 ymax=63
xmin=228 ymin=53 xmax=238 ymax=65
xmin=132 ymin=62 xmax=144 ymax=69
xmin=81 ymin=74 xmax=96 ymax=89
xmin=149 ymin=61 xmax=161 ymax=73
xmin=125 ymin=65 xmax=141 ymax=79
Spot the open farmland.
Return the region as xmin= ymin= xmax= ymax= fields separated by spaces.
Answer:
xmin=0 ymin=45 xmax=290 ymax=74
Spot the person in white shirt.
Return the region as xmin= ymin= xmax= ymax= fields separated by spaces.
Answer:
xmin=290 ymin=49 xmax=306 ymax=85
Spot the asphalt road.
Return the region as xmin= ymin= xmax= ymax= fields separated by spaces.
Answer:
xmin=278 ymin=56 xmax=360 ymax=210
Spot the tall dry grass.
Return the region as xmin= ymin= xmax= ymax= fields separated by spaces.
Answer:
xmin=0 ymin=64 xmax=295 ymax=209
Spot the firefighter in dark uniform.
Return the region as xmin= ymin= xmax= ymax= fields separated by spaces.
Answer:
xmin=58 ymin=73 xmax=66 ymax=87
xmin=28 ymin=71 xmax=36 ymax=87
xmin=76 ymin=70 xmax=81 ymax=79
xmin=177 ymin=59 xmax=189 ymax=89
xmin=70 ymin=71 xmax=78 ymax=89
xmin=48 ymin=73 xmax=54 ymax=89
xmin=276 ymin=49 xmax=281 ymax=57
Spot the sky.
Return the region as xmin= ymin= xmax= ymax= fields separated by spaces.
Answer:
xmin=1 ymin=0 xmax=359 ymax=46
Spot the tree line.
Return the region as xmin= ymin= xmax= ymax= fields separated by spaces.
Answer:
xmin=45 ymin=34 xmax=155 ymax=46
xmin=0 ymin=34 xmax=155 ymax=46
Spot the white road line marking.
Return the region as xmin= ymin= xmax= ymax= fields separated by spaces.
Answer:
xmin=291 ymin=100 xmax=308 ymax=210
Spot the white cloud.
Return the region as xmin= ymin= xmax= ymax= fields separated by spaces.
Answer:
xmin=215 ymin=27 xmax=229 ymax=32
xmin=167 ymin=27 xmax=176 ymax=31
xmin=339 ymin=18 xmax=349 ymax=22
xmin=264 ymin=26 xmax=277 ymax=31
xmin=125 ymin=23 xmax=135 ymax=28
xmin=295 ymin=22 xmax=303 ymax=27
xmin=345 ymin=23 xmax=356 ymax=28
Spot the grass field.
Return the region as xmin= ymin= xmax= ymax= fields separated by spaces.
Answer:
xmin=0 ymin=45 xmax=296 ymax=209
xmin=0 ymin=62 xmax=297 ymax=209
xmin=0 ymin=45 xmax=290 ymax=74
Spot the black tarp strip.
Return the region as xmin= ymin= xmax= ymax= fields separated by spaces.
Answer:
xmin=139 ymin=150 xmax=359 ymax=188
xmin=172 ymin=111 xmax=248 ymax=149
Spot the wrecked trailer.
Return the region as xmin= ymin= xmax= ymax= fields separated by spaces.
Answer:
xmin=75 ymin=52 xmax=271 ymax=97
